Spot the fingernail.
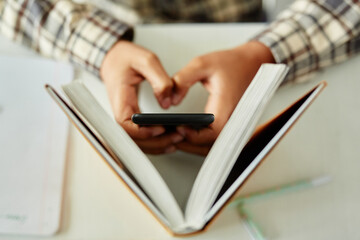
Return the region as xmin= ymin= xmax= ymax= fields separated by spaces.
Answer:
xmin=152 ymin=127 xmax=165 ymax=137
xmin=172 ymin=93 xmax=182 ymax=105
xmin=172 ymin=134 xmax=183 ymax=143
xmin=177 ymin=126 xmax=186 ymax=136
xmin=173 ymin=75 xmax=179 ymax=82
xmin=165 ymin=146 xmax=176 ymax=154
xmin=162 ymin=97 xmax=171 ymax=108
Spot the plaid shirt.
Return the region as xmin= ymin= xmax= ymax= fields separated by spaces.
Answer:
xmin=255 ymin=0 xmax=360 ymax=82
xmin=0 ymin=0 xmax=359 ymax=82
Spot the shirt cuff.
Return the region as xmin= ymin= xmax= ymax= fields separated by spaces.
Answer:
xmin=67 ymin=8 xmax=134 ymax=77
xmin=254 ymin=19 xmax=317 ymax=83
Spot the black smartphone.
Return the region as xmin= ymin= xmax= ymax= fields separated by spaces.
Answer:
xmin=131 ymin=113 xmax=214 ymax=129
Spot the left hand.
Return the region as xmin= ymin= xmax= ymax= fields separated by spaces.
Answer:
xmin=172 ymin=41 xmax=275 ymax=155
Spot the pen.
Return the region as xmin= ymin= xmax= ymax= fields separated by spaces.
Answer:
xmin=232 ymin=176 xmax=331 ymax=240
xmin=238 ymin=204 xmax=267 ymax=240
xmin=231 ymin=175 xmax=332 ymax=206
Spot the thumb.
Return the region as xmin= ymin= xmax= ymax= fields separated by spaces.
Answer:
xmin=205 ymin=91 xmax=239 ymax=135
xmin=172 ymin=57 xmax=208 ymax=105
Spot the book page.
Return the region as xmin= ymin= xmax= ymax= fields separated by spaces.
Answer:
xmin=62 ymin=82 xmax=185 ymax=229
xmin=185 ymin=64 xmax=289 ymax=228
xmin=46 ymin=85 xmax=172 ymax=228
xmin=137 ymin=79 xmax=208 ymax=211
xmin=148 ymin=152 xmax=204 ymax=211
xmin=206 ymin=83 xmax=326 ymax=221
xmin=0 ymin=56 xmax=72 ymax=235
xmin=82 ymin=75 xmax=207 ymax=212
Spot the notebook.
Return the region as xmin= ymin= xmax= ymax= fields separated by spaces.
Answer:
xmin=0 ymin=56 xmax=72 ymax=236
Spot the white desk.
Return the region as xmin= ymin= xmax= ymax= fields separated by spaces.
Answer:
xmin=1 ymin=24 xmax=360 ymax=240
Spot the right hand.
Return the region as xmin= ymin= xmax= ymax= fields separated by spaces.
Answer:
xmin=171 ymin=41 xmax=275 ymax=156
xmin=100 ymin=41 xmax=183 ymax=154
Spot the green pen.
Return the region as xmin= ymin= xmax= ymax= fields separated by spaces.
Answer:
xmin=238 ymin=204 xmax=267 ymax=240
xmin=230 ymin=175 xmax=332 ymax=206
xmin=231 ymin=176 xmax=332 ymax=240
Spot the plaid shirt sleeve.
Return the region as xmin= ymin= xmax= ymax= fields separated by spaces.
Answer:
xmin=0 ymin=0 xmax=134 ymax=76
xmin=254 ymin=0 xmax=360 ymax=82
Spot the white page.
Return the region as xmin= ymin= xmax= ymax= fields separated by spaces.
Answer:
xmin=206 ymin=82 xmax=326 ymax=222
xmin=62 ymin=82 xmax=186 ymax=228
xmin=81 ymin=75 xmax=206 ymax=211
xmin=185 ymin=64 xmax=288 ymax=228
xmin=0 ymin=56 xmax=72 ymax=236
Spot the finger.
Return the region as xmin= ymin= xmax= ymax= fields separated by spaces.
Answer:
xmin=141 ymin=145 xmax=177 ymax=155
xmin=132 ymin=52 xmax=173 ymax=109
xmin=135 ymin=132 xmax=183 ymax=149
xmin=109 ymin=77 xmax=139 ymax=122
xmin=175 ymin=142 xmax=210 ymax=156
xmin=177 ymin=126 xmax=217 ymax=145
xmin=121 ymin=120 xmax=165 ymax=140
xmin=176 ymin=86 xmax=235 ymax=145
xmin=204 ymin=88 xmax=239 ymax=134
xmin=172 ymin=57 xmax=209 ymax=105
xmin=110 ymin=82 xmax=166 ymax=139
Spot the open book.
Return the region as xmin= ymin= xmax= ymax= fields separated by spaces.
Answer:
xmin=45 ymin=64 xmax=326 ymax=235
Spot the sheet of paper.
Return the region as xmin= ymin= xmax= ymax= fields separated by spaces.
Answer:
xmin=0 ymin=56 xmax=72 ymax=236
